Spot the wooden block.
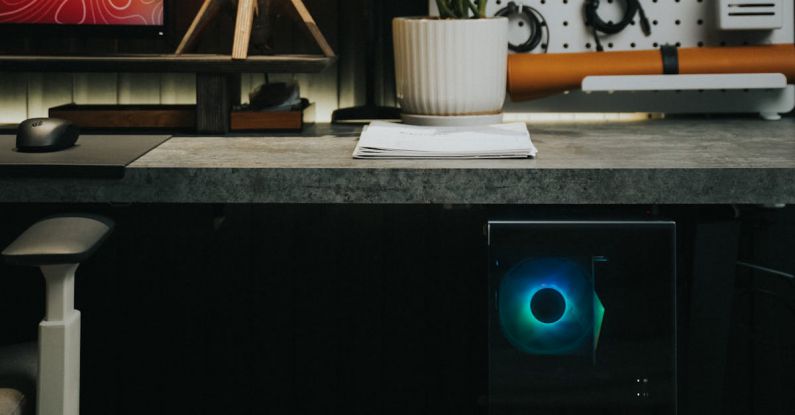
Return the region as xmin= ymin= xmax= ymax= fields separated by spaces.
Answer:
xmin=196 ymin=73 xmax=241 ymax=133
xmin=176 ymin=0 xmax=226 ymax=55
xmin=230 ymin=110 xmax=304 ymax=131
xmin=49 ymin=104 xmax=196 ymax=129
xmin=232 ymin=0 xmax=258 ymax=60
xmin=173 ymin=0 xmax=335 ymax=61
xmin=288 ymin=0 xmax=336 ymax=58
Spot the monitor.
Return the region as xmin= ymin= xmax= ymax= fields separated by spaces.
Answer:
xmin=0 ymin=0 xmax=165 ymax=27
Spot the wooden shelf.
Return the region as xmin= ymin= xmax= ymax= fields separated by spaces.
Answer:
xmin=0 ymin=54 xmax=335 ymax=73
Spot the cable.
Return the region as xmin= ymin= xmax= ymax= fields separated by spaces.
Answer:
xmin=495 ymin=1 xmax=549 ymax=53
xmin=737 ymin=261 xmax=795 ymax=282
xmin=584 ymin=0 xmax=651 ymax=52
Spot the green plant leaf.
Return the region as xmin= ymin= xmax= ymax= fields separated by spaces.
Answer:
xmin=436 ymin=0 xmax=488 ymax=18
xmin=478 ymin=0 xmax=488 ymax=18
xmin=435 ymin=0 xmax=454 ymax=18
xmin=466 ymin=1 xmax=479 ymax=17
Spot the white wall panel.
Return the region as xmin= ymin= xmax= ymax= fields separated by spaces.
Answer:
xmin=118 ymin=73 xmax=163 ymax=105
xmin=160 ymin=73 xmax=196 ymax=104
xmin=26 ymin=73 xmax=74 ymax=118
xmin=73 ymin=73 xmax=120 ymax=104
xmin=0 ymin=73 xmax=29 ymax=123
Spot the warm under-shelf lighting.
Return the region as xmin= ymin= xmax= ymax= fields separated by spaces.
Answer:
xmin=503 ymin=112 xmax=662 ymax=123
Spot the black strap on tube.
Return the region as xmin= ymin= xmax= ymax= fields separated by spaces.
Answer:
xmin=660 ymin=45 xmax=680 ymax=75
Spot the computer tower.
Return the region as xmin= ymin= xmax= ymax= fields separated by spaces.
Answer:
xmin=488 ymin=221 xmax=677 ymax=414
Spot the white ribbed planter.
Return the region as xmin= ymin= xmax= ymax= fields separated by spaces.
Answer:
xmin=393 ymin=17 xmax=508 ymax=124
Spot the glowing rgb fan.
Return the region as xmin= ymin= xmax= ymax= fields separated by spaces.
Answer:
xmin=498 ymin=257 xmax=605 ymax=356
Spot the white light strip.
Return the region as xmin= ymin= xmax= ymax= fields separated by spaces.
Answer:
xmin=503 ymin=112 xmax=663 ymax=123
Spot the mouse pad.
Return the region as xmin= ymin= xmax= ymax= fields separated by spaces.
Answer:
xmin=0 ymin=135 xmax=171 ymax=178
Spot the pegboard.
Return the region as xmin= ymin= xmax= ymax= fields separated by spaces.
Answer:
xmin=431 ymin=1 xmax=793 ymax=52
xmin=427 ymin=0 xmax=795 ymax=117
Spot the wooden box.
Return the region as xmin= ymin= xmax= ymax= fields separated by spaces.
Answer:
xmin=49 ymin=104 xmax=195 ymax=130
xmin=230 ymin=103 xmax=311 ymax=132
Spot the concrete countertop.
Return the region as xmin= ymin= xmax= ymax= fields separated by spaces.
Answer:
xmin=0 ymin=118 xmax=793 ymax=204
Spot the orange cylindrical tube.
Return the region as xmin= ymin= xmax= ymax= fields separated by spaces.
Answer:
xmin=508 ymin=44 xmax=795 ymax=101
xmin=679 ymin=44 xmax=795 ymax=77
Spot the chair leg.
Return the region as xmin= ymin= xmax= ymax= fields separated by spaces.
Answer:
xmin=38 ymin=264 xmax=81 ymax=415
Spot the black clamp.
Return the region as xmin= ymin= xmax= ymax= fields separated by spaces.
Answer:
xmin=660 ymin=45 xmax=679 ymax=75
xmin=495 ymin=1 xmax=547 ymax=53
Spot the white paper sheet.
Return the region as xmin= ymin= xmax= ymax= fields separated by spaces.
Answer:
xmin=353 ymin=121 xmax=538 ymax=160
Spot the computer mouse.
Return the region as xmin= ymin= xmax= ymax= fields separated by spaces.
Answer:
xmin=16 ymin=118 xmax=80 ymax=153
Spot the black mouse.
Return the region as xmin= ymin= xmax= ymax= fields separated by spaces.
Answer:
xmin=16 ymin=118 xmax=80 ymax=153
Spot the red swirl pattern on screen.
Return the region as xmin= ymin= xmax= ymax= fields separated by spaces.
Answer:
xmin=0 ymin=0 xmax=163 ymax=26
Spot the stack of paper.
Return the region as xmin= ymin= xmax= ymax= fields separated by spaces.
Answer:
xmin=353 ymin=121 xmax=537 ymax=159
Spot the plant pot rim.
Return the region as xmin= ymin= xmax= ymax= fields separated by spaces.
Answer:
xmin=394 ymin=16 xmax=508 ymax=22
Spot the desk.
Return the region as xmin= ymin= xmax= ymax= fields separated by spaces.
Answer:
xmin=0 ymin=117 xmax=793 ymax=205
xmin=0 ymin=117 xmax=793 ymax=414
